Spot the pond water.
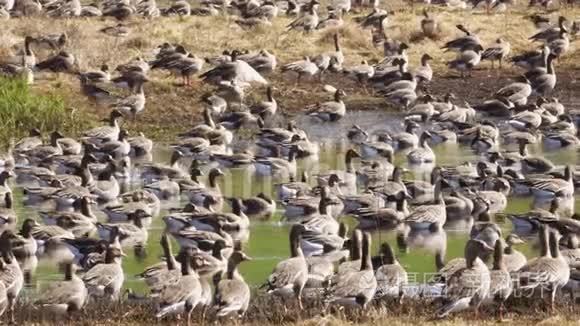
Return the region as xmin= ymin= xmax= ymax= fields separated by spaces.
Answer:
xmin=15 ymin=110 xmax=580 ymax=297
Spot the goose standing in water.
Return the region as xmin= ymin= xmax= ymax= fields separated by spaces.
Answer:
xmin=407 ymin=131 xmax=435 ymax=164
xmin=404 ymin=180 xmax=446 ymax=230
xmin=213 ymin=250 xmax=252 ymax=318
xmin=262 ymin=224 xmax=308 ymax=309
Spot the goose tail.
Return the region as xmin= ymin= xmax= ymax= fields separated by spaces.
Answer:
xmin=155 ymin=302 xmax=186 ymax=319
xmin=435 ymin=297 xmax=472 ymax=318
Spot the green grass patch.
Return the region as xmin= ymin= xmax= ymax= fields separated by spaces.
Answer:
xmin=0 ymin=76 xmax=88 ymax=147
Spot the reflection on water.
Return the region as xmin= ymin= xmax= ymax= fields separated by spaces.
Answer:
xmin=15 ymin=111 xmax=580 ymax=296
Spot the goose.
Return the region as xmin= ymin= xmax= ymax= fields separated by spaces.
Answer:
xmin=213 ymin=251 xmax=252 ymax=318
xmin=286 ymin=0 xmax=319 ymax=32
xmin=306 ymin=88 xmax=346 ymax=122
xmin=442 ymin=25 xmax=482 ymax=53
xmin=34 ymin=263 xmax=87 ymax=317
xmin=404 ymin=179 xmax=446 ymax=230
xmin=281 ymin=56 xmax=319 ymax=83
xmin=447 ymin=45 xmax=484 ymax=78
xmin=503 ymin=234 xmax=527 ymax=272
xmin=559 ymin=234 xmax=580 ymax=267
xmin=165 ymin=0 xmax=191 ymax=15
xmin=482 ymin=238 xmax=512 ymax=319
xmin=526 ymin=53 xmax=557 ymax=96
xmin=11 ymin=218 xmax=39 ymax=259
xmin=137 ymin=233 xmax=181 ymax=295
xmin=82 ymin=110 xmax=123 ymax=142
xmin=80 ymin=3 xmax=102 ymax=17
xmin=300 ymin=217 xmax=346 ymax=256
xmin=372 ymin=166 xmax=408 ymax=201
xmin=548 ymin=29 xmax=570 ymax=57
xmin=262 ymin=224 xmax=308 ymax=308
xmin=139 ymin=150 xmax=186 ymax=182
xmin=421 ymin=9 xmax=438 ymax=38
xmin=342 ymin=60 xmax=375 ymax=89
xmin=481 ymin=38 xmax=511 ymax=69
xmin=510 ymin=45 xmax=549 ymax=70
xmin=242 ymin=49 xmax=277 ymax=74
xmin=165 ymin=54 xmax=205 ymax=86
xmin=495 ymin=75 xmax=532 ymax=106
xmin=435 ymin=239 xmax=490 ymax=318
xmin=113 ymin=81 xmax=146 ymax=118
xmin=155 ymin=248 xmax=202 ymax=324
xmin=13 ymin=128 xmax=42 ymax=153
xmin=529 ymin=16 xmax=567 ymax=42
xmin=169 ymin=219 xmax=233 ymax=251
xmin=354 ymin=192 xmax=406 ymax=230
xmin=97 ymin=209 xmax=150 ymax=248
xmin=374 ymin=242 xmax=407 ymax=301
xmin=275 ymin=171 xmax=311 ymax=201
xmin=509 ymin=105 xmax=542 ymax=130
xmin=187 ymin=198 xmax=249 ymax=232
xmin=518 ymin=228 xmax=570 ymax=311
xmin=358 ymin=133 xmax=393 ymax=161
xmin=414 ymin=54 xmax=434 ymax=83
xmin=39 ymin=196 xmax=96 ymax=226
xmin=524 ymin=165 xmax=574 ymax=199
xmin=183 ymin=168 xmax=224 ymax=210
xmin=317 ymin=149 xmax=360 ymax=195
xmin=407 ymin=131 xmax=435 ymax=164
xmin=0 ymin=231 xmax=23 ymax=324
xmin=254 ymin=145 xmax=299 ymax=178
xmin=81 ymin=64 xmax=110 ymax=84
xmin=26 ymin=131 xmax=64 ymax=161
xmin=234 ymin=193 xmax=276 ymax=220
xmin=200 ymin=50 xmax=267 ymax=85
xmin=35 ymin=51 xmax=75 ymax=73
xmin=144 ymin=176 xmax=180 ymax=200
xmin=0 ymin=194 xmax=17 ymax=233
xmin=81 ymin=243 xmax=125 ymax=300
xmin=250 ymin=86 xmax=277 ymax=120
xmin=326 ymin=232 xmax=377 ymax=308
xmin=393 ymin=120 xmax=420 ymax=150
xmin=336 ymin=232 xmax=363 ymax=277
xmin=355 ymin=8 xmax=388 ymax=29
xmin=313 ymin=34 xmax=343 ymax=73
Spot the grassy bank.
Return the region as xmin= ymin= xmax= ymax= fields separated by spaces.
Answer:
xmin=0 ymin=77 xmax=90 ymax=147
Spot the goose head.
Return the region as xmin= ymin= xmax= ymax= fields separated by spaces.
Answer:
xmin=492 ymin=237 xmax=505 ymax=271
xmin=49 ymin=130 xmax=64 ymax=145
xmin=20 ymin=218 xmax=39 ymax=238
xmin=505 ymin=233 xmax=525 ymax=246
xmin=29 ymin=128 xmax=42 ymax=137
xmin=421 ymin=53 xmax=433 ymax=65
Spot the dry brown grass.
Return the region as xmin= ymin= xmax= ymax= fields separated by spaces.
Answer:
xmin=10 ymin=295 xmax=580 ymax=325
xmin=1 ymin=5 xmax=580 ymax=140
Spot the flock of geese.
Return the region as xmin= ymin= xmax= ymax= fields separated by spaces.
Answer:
xmin=1 ymin=0 xmax=580 ymax=323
